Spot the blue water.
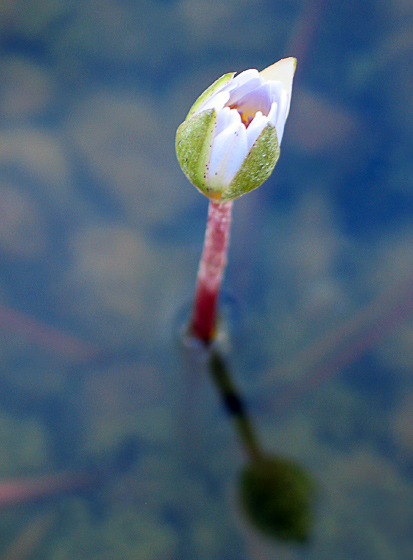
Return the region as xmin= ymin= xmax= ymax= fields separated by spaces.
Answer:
xmin=0 ymin=1 xmax=412 ymax=558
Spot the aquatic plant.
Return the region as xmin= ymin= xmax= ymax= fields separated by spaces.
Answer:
xmin=176 ymin=57 xmax=296 ymax=344
xmin=175 ymin=57 xmax=316 ymax=543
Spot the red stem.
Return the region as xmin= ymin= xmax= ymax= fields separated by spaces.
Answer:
xmin=190 ymin=199 xmax=233 ymax=344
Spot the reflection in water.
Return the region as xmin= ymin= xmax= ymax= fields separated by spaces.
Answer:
xmin=208 ymin=347 xmax=315 ymax=542
xmin=240 ymin=456 xmax=313 ymax=543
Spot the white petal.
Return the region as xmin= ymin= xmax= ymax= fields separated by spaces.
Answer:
xmin=260 ymin=57 xmax=296 ymax=95
xmin=267 ymin=100 xmax=278 ymax=128
xmin=245 ymin=112 xmax=268 ymax=152
xmin=230 ymin=82 xmax=273 ymax=117
xmin=227 ymin=77 xmax=264 ymax=106
xmin=198 ymin=90 xmax=230 ymax=113
xmin=275 ymin=91 xmax=290 ymax=143
xmin=225 ymin=69 xmax=261 ymax=92
xmin=268 ymin=80 xmax=284 ymax=101
xmin=215 ymin=106 xmax=241 ymax=136
xmin=209 ymin=123 xmax=248 ymax=187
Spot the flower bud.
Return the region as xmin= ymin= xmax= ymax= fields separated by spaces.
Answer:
xmin=176 ymin=57 xmax=296 ymax=201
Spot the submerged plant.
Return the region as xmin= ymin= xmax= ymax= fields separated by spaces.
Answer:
xmin=176 ymin=57 xmax=296 ymax=343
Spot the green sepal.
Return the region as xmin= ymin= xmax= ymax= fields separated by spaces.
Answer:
xmin=175 ymin=109 xmax=218 ymax=197
xmin=220 ymin=123 xmax=280 ymax=201
xmin=186 ymin=73 xmax=235 ymax=120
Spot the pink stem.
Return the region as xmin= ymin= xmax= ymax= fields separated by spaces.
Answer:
xmin=190 ymin=199 xmax=233 ymax=344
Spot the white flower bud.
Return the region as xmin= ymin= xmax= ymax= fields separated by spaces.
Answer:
xmin=176 ymin=57 xmax=296 ymax=201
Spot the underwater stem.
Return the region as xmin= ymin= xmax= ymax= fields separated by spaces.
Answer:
xmin=209 ymin=349 xmax=262 ymax=462
xmin=190 ymin=199 xmax=233 ymax=344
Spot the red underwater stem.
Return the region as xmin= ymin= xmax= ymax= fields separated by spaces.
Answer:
xmin=190 ymin=199 xmax=233 ymax=344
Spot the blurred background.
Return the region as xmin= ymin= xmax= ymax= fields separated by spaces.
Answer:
xmin=0 ymin=0 xmax=412 ymax=558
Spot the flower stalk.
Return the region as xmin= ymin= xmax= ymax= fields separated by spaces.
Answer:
xmin=176 ymin=57 xmax=296 ymax=344
xmin=190 ymin=199 xmax=233 ymax=344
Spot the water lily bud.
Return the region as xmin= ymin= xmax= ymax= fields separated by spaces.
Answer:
xmin=176 ymin=57 xmax=296 ymax=201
